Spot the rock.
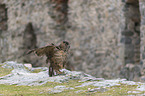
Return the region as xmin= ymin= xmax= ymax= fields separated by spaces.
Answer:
xmin=60 ymin=69 xmax=84 ymax=80
xmin=39 ymin=92 xmax=44 ymax=94
xmin=136 ymin=84 xmax=145 ymax=91
xmin=54 ymin=86 xmax=66 ymax=89
xmin=2 ymin=61 xmax=25 ymax=69
xmin=24 ymin=64 xmax=32 ymax=68
xmin=48 ymin=90 xmax=63 ymax=94
xmin=127 ymin=91 xmax=140 ymax=94
xmin=60 ymin=69 xmax=101 ymax=82
xmin=88 ymin=88 xmax=108 ymax=93
xmin=121 ymin=30 xmax=134 ymax=36
xmin=75 ymin=90 xmax=84 ymax=93
xmin=120 ymin=64 xmax=141 ymax=81
xmin=79 ymin=74 xmax=104 ymax=82
xmin=0 ymin=61 xmax=102 ymax=86
xmin=30 ymin=67 xmax=48 ymax=72
xmin=76 ymin=82 xmax=95 ymax=88
xmin=140 ymin=76 xmax=145 ymax=82
xmin=54 ymin=85 xmax=74 ymax=90
xmin=1 ymin=61 xmax=145 ymax=95
xmin=125 ymin=0 xmax=139 ymax=4
xmin=76 ymin=79 xmax=127 ymax=88
xmin=120 ymin=80 xmax=137 ymax=85
xmin=120 ymin=37 xmax=132 ymax=44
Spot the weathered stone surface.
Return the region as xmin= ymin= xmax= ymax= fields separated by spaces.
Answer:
xmin=122 ymin=0 xmax=141 ymax=66
xmin=135 ymin=38 xmax=140 ymax=45
xmin=140 ymin=1 xmax=145 ymax=77
xmin=1 ymin=61 xmax=145 ymax=94
xmin=140 ymin=76 xmax=145 ymax=82
xmin=125 ymin=0 xmax=139 ymax=4
xmin=121 ymin=30 xmax=134 ymax=36
xmin=88 ymin=88 xmax=108 ymax=92
xmin=121 ymin=37 xmax=132 ymax=44
xmin=0 ymin=4 xmax=7 ymax=31
xmin=120 ymin=64 xmax=141 ymax=81
xmin=0 ymin=61 xmax=103 ymax=86
xmin=2 ymin=61 xmax=27 ymax=70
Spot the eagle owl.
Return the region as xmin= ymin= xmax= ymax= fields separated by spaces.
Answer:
xmin=28 ymin=41 xmax=70 ymax=77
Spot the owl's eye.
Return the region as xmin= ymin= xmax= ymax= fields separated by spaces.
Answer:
xmin=63 ymin=41 xmax=69 ymax=45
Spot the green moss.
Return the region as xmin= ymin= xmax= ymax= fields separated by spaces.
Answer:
xmin=0 ymin=66 xmax=12 ymax=77
xmin=24 ymin=66 xmax=43 ymax=73
xmin=0 ymin=80 xmax=144 ymax=96
xmin=0 ymin=81 xmax=80 ymax=96
xmin=31 ymin=69 xmax=42 ymax=73
xmin=104 ymin=84 xmax=138 ymax=96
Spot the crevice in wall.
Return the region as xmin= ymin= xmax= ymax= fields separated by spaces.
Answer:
xmin=0 ymin=4 xmax=7 ymax=33
xmin=22 ymin=22 xmax=37 ymax=64
xmin=0 ymin=4 xmax=8 ymax=63
xmin=23 ymin=22 xmax=37 ymax=50
xmin=120 ymin=0 xmax=141 ymax=81
xmin=48 ymin=0 xmax=69 ymax=39
xmin=122 ymin=0 xmax=141 ymax=64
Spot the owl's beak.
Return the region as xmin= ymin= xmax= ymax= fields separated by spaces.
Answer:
xmin=65 ymin=45 xmax=70 ymax=52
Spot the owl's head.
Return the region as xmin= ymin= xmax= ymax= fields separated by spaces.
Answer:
xmin=59 ymin=41 xmax=70 ymax=52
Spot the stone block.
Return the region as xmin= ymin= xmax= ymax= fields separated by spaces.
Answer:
xmin=135 ymin=38 xmax=140 ymax=45
xmin=125 ymin=0 xmax=139 ymax=4
xmin=121 ymin=30 xmax=134 ymax=36
xmin=121 ymin=37 xmax=132 ymax=44
xmin=142 ymin=53 xmax=145 ymax=59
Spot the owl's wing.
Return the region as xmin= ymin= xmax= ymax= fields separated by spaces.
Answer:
xmin=27 ymin=44 xmax=56 ymax=56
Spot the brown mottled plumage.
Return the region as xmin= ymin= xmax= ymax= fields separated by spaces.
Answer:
xmin=27 ymin=41 xmax=70 ymax=77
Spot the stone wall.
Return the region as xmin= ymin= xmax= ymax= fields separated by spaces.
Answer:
xmin=0 ymin=3 xmax=8 ymax=63
xmin=66 ymin=0 xmax=124 ymax=78
xmin=140 ymin=0 xmax=145 ymax=77
xmin=0 ymin=0 xmax=61 ymax=66
xmin=0 ymin=0 xmax=144 ymax=79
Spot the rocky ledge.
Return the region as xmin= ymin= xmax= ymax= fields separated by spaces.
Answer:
xmin=0 ymin=61 xmax=145 ymax=95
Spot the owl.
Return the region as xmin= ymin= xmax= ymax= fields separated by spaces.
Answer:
xmin=27 ymin=41 xmax=70 ymax=77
